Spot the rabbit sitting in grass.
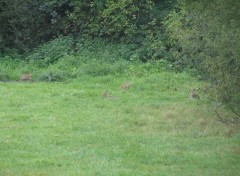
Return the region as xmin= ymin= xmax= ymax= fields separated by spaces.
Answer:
xmin=190 ymin=89 xmax=200 ymax=99
xmin=20 ymin=73 xmax=32 ymax=81
xmin=120 ymin=80 xmax=131 ymax=91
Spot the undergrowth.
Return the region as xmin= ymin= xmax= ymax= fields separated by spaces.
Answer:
xmin=0 ymin=37 xmax=172 ymax=82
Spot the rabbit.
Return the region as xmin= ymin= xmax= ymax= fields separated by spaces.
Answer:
xmin=102 ymin=91 xmax=110 ymax=98
xmin=20 ymin=73 xmax=32 ymax=81
xmin=190 ymin=89 xmax=200 ymax=99
xmin=120 ymin=80 xmax=131 ymax=91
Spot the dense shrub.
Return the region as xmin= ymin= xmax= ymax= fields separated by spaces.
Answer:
xmin=1 ymin=0 xmax=176 ymax=62
xmin=165 ymin=0 xmax=240 ymax=118
xmin=27 ymin=36 xmax=73 ymax=66
xmin=0 ymin=73 xmax=9 ymax=81
xmin=37 ymin=70 xmax=71 ymax=82
xmin=0 ymin=0 xmax=73 ymax=53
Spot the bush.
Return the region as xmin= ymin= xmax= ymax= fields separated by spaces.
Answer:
xmin=0 ymin=56 xmax=23 ymax=80
xmin=37 ymin=70 xmax=71 ymax=82
xmin=0 ymin=72 xmax=9 ymax=81
xmin=165 ymin=0 xmax=240 ymax=119
xmin=27 ymin=36 xmax=73 ymax=66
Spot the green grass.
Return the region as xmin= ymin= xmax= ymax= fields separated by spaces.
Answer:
xmin=0 ymin=71 xmax=239 ymax=176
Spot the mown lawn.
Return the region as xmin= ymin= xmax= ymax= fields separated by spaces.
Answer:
xmin=0 ymin=72 xmax=239 ymax=176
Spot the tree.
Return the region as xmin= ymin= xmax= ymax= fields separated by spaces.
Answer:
xmin=165 ymin=0 xmax=240 ymax=120
xmin=0 ymin=0 xmax=176 ymax=60
xmin=0 ymin=0 xmax=73 ymax=54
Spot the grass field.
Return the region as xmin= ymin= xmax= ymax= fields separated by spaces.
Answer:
xmin=0 ymin=71 xmax=239 ymax=176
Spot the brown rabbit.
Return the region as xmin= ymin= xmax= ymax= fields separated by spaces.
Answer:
xmin=190 ymin=89 xmax=200 ymax=99
xmin=102 ymin=91 xmax=117 ymax=100
xmin=20 ymin=73 xmax=32 ymax=81
xmin=102 ymin=91 xmax=109 ymax=98
xmin=120 ymin=80 xmax=131 ymax=91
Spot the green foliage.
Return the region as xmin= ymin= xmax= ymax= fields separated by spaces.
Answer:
xmin=25 ymin=36 xmax=141 ymax=65
xmin=0 ymin=72 xmax=9 ymax=81
xmin=37 ymin=70 xmax=70 ymax=82
xmin=27 ymin=36 xmax=73 ymax=66
xmin=0 ymin=36 xmax=173 ymax=82
xmin=74 ymin=38 xmax=138 ymax=62
xmin=0 ymin=0 xmax=45 ymax=53
xmin=0 ymin=0 xmax=73 ymax=53
xmin=0 ymin=56 xmax=23 ymax=80
xmin=100 ymin=0 xmax=153 ymax=40
xmin=0 ymin=0 xmax=176 ymax=61
xmin=165 ymin=0 xmax=240 ymax=118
